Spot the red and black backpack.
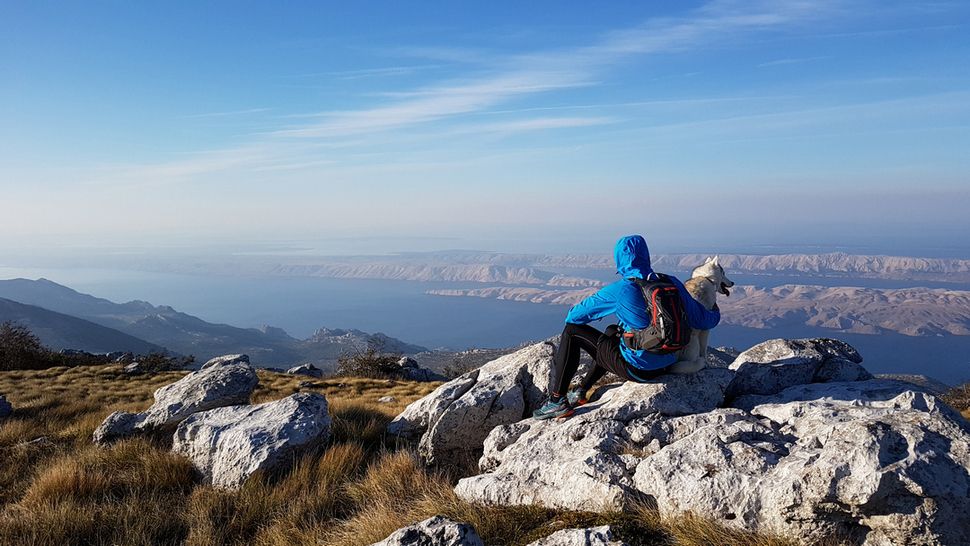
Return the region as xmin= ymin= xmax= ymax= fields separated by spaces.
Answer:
xmin=621 ymin=274 xmax=691 ymax=354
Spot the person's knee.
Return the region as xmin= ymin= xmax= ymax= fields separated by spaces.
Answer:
xmin=562 ymin=322 xmax=584 ymax=335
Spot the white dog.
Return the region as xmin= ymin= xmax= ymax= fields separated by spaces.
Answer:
xmin=668 ymin=256 xmax=734 ymax=374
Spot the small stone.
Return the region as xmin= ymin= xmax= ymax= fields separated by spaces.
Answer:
xmin=370 ymin=516 xmax=483 ymax=546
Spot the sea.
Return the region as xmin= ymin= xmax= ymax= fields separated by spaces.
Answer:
xmin=1 ymin=265 xmax=968 ymax=385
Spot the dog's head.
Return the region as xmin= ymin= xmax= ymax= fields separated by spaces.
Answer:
xmin=691 ymin=255 xmax=735 ymax=296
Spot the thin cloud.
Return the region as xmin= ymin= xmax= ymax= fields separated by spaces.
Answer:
xmin=757 ymin=55 xmax=828 ymax=67
xmin=272 ymin=0 xmax=829 ymax=140
xmin=106 ymin=0 xmax=841 ymax=186
xmin=182 ymin=108 xmax=271 ymax=118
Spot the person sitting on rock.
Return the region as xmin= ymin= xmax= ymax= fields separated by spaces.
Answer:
xmin=533 ymin=234 xmax=721 ymax=420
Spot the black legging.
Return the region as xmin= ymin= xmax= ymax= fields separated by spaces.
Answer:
xmin=550 ymin=323 xmax=669 ymax=398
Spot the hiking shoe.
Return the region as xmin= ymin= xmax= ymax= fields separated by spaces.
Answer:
xmin=566 ymin=388 xmax=589 ymax=407
xmin=532 ymin=397 xmax=573 ymax=420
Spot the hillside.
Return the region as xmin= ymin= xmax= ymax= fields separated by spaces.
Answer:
xmin=0 ymin=363 xmax=793 ymax=546
xmin=0 ymin=279 xmax=427 ymax=366
xmin=0 ymin=298 xmax=164 ymax=355
xmin=428 ymin=283 xmax=970 ymax=337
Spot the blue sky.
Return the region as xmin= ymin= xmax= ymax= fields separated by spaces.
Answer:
xmin=2 ymin=1 xmax=969 ymax=255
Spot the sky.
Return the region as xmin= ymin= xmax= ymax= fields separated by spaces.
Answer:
xmin=2 ymin=0 xmax=969 ymax=256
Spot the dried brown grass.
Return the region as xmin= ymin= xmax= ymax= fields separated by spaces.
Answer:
xmin=0 ymin=365 xmax=795 ymax=546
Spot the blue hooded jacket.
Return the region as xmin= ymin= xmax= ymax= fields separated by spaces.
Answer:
xmin=565 ymin=235 xmax=720 ymax=372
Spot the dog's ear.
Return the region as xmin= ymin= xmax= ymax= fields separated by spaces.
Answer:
xmin=712 ymin=255 xmax=720 ymax=266
xmin=704 ymin=256 xmax=713 ymax=264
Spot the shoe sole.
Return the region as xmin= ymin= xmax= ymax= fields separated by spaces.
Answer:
xmin=556 ymin=408 xmax=576 ymax=420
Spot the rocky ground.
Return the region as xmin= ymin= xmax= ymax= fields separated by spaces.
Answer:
xmin=1 ymin=339 xmax=968 ymax=545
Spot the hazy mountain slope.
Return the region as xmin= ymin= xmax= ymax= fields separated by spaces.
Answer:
xmin=0 ymin=279 xmax=427 ymax=366
xmin=82 ymin=250 xmax=970 ymax=285
xmin=536 ymin=252 xmax=970 ymax=283
xmin=427 ymin=284 xmax=970 ymax=337
xmin=0 ymin=298 xmax=164 ymax=354
xmin=267 ymin=263 xmax=601 ymax=286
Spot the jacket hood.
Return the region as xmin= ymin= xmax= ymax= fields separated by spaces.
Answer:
xmin=614 ymin=235 xmax=653 ymax=279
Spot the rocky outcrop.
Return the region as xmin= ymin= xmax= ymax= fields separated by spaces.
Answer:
xmin=93 ymin=355 xmax=258 ymax=445
xmin=369 ymin=516 xmax=483 ymax=546
xmin=726 ymin=338 xmax=870 ymax=398
xmin=635 ymin=380 xmax=970 ymax=545
xmin=454 ymin=368 xmax=735 ymax=510
xmin=525 ymin=526 xmax=625 ymax=546
xmin=286 ymin=363 xmax=323 ymax=378
xmin=444 ymin=335 xmax=970 ymax=545
xmin=0 ymin=394 xmax=11 ymax=419
xmin=388 ymin=341 xmax=572 ymax=464
xmin=172 ymin=392 xmax=331 ymax=488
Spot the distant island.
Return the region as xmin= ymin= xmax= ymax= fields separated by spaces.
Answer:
xmin=428 ymin=284 xmax=970 ymax=337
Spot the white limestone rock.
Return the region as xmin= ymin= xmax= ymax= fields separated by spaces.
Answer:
xmin=141 ymin=360 xmax=258 ymax=429
xmin=635 ymin=380 xmax=970 ymax=546
xmin=370 ymin=515 xmax=483 ymax=546
xmin=92 ymin=410 xmax=146 ymax=445
xmin=202 ymin=353 xmax=250 ymax=369
xmin=727 ymin=337 xmax=868 ymax=398
xmin=172 ymin=392 xmax=331 ymax=488
xmin=526 ymin=526 xmax=625 ymax=546
xmin=454 ymin=368 xmax=735 ymax=510
xmin=389 ymin=341 xmax=572 ymax=463
xmin=93 ymin=357 xmax=259 ymax=445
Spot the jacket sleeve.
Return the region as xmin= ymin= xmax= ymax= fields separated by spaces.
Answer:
xmin=672 ymin=277 xmax=721 ymax=330
xmin=565 ymin=286 xmax=617 ymax=325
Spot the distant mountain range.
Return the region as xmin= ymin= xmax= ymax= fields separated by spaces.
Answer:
xmin=427 ymin=283 xmax=970 ymax=337
xmin=96 ymin=250 xmax=970 ymax=285
xmin=0 ymin=297 xmax=165 ymax=355
xmin=0 ymin=278 xmax=427 ymax=367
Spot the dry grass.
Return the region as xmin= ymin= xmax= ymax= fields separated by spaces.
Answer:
xmin=0 ymin=365 xmax=795 ymax=546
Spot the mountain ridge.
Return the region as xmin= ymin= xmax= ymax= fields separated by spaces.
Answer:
xmin=0 ymin=279 xmax=427 ymax=366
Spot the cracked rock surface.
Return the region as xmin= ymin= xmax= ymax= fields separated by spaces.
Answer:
xmin=93 ymin=355 xmax=258 ymax=445
xmin=395 ymin=339 xmax=970 ymax=545
xmin=388 ymin=341 xmax=583 ymax=464
xmin=172 ymin=392 xmax=331 ymax=488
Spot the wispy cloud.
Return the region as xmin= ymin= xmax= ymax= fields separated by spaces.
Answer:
xmin=295 ymin=65 xmax=442 ymax=80
xmin=757 ymin=55 xmax=828 ymax=67
xmin=182 ymin=108 xmax=271 ymax=119
xmin=103 ymin=0 xmax=838 ymax=186
xmin=270 ymin=1 xmax=827 ymax=140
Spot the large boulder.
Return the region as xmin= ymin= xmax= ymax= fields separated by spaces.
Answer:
xmin=286 ymin=363 xmax=324 ymax=378
xmin=93 ymin=356 xmax=258 ymax=445
xmin=448 ymin=335 xmax=970 ymax=545
xmin=454 ymin=368 xmax=735 ymax=510
xmin=370 ymin=516 xmax=483 ymax=546
xmin=633 ymin=380 xmax=970 ymax=545
xmin=172 ymin=392 xmax=331 ymax=488
xmin=727 ymin=338 xmax=871 ymax=398
xmin=389 ymin=341 xmax=574 ymax=463
xmin=0 ymin=394 xmax=12 ymax=419
xmin=526 ymin=526 xmax=625 ymax=546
